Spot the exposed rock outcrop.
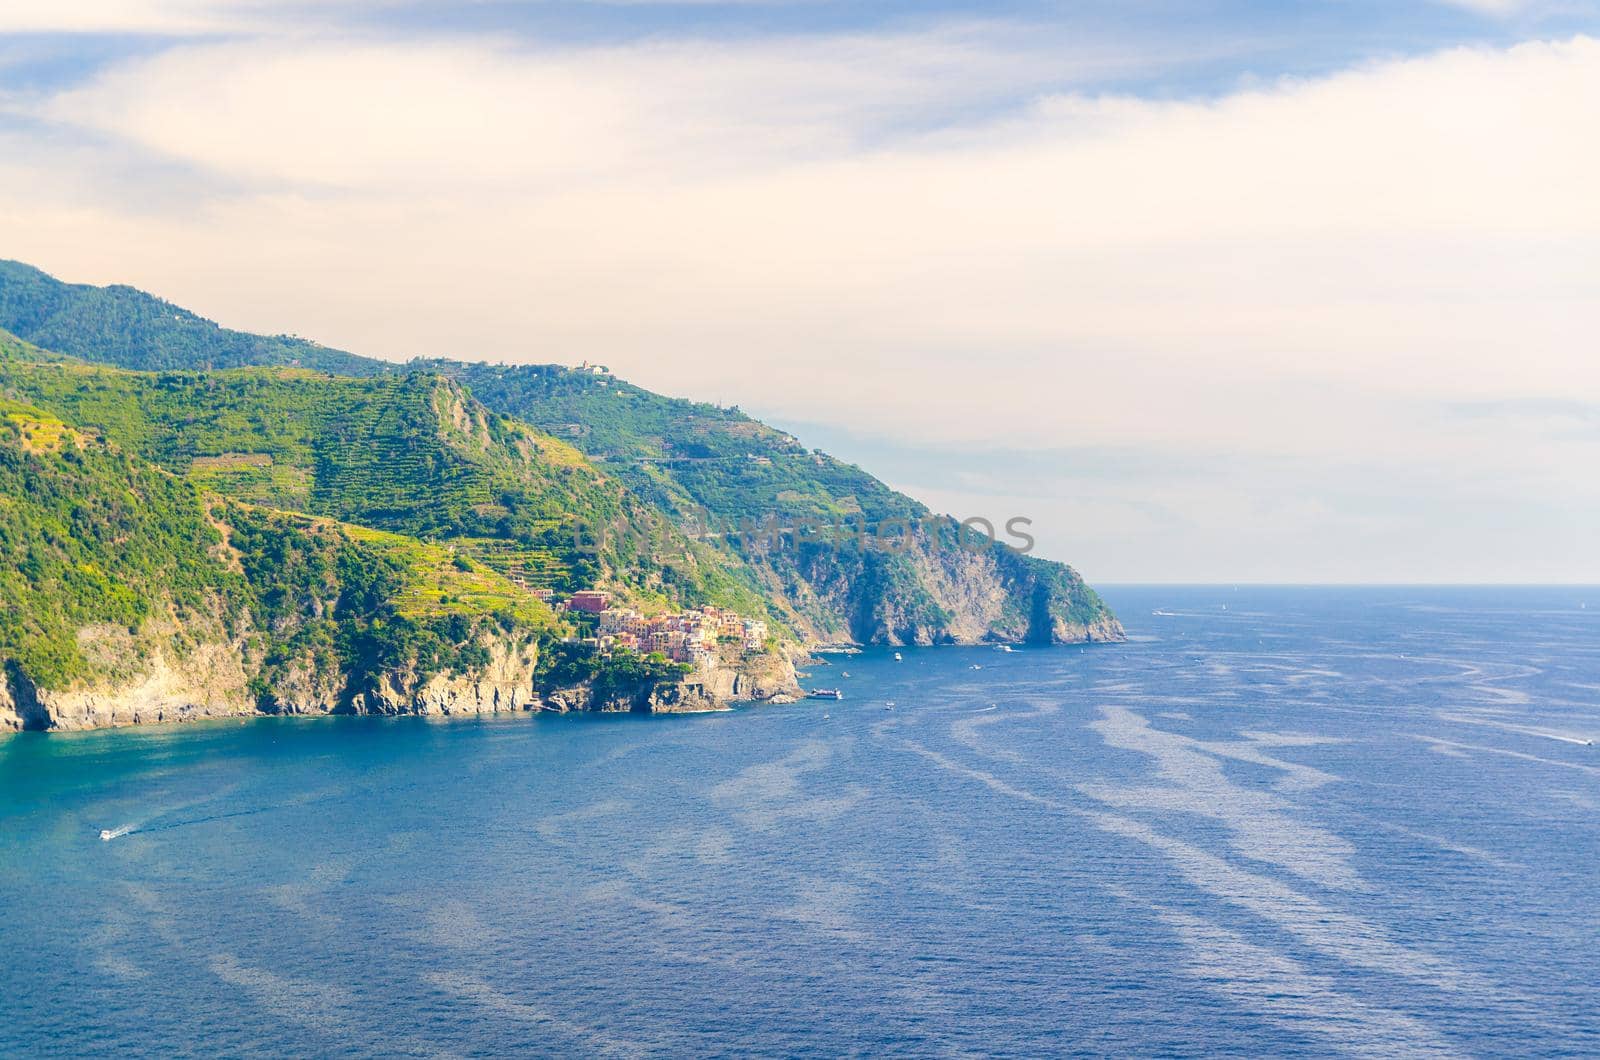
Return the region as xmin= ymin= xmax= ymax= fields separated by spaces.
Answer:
xmin=1 ymin=643 xmax=253 ymax=732
xmin=748 ymin=525 xmax=1126 ymax=647
xmin=345 ymin=636 xmax=542 ymax=716
xmin=1 ymin=631 xmax=802 ymax=732
xmin=540 ymin=648 xmax=801 ymax=716
xmin=648 ymin=649 xmax=801 ymax=714
xmin=1040 ymin=613 xmax=1125 ymax=645
xmin=0 ymin=664 xmax=44 ymax=732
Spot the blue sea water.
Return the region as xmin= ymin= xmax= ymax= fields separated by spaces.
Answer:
xmin=3 ymin=586 xmax=1599 ymax=1057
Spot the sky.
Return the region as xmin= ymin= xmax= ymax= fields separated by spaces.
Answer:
xmin=0 ymin=1 xmax=1595 ymax=584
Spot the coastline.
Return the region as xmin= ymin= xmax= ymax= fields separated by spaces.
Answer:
xmin=0 ymin=638 xmax=805 ymax=734
xmin=0 ymin=622 xmax=1126 ymax=734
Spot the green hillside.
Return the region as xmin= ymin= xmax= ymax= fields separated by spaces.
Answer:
xmin=0 ymin=398 xmax=550 ymax=696
xmin=0 ymin=397 xmax=238 ymax=686
xmin=0 ymin=260 xmax=385 ymax=376
xmin=431 ymin=361 xmax=919 ymax=524
xmin=0 ymin=360 xmax=771 ymax=619
xmin=432 ymin=361 xmax=1113 ymax=642
xmin=0 ymin=326 xmax=73 ymax=365
xmin=0 ymin=261 xmax=1121 ymax=647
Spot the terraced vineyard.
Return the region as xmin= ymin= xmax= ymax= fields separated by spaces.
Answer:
xmin=187 ymin=453 xmax=311 ymax=507
xmin=324 ymin=523 xmax=556 ymax=625
xmin=450 ymin=536 xmax=567 ymax=591
xmin=0 ymin=359 xmax=768 ymax=611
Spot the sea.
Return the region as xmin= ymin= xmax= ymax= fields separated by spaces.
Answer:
xmin=2 ymin=586 xmax=1598 ymax=1058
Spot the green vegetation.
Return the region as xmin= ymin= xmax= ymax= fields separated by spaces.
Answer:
xmin=0 ymin=260 xmax=1120 ymax=663
xmin=0 ymin=362 xmax=766 ymax=715
xmin=0 ymin=399 xmax=239 ymax=686
xmin=431 ymin=361 xmax=1112 ymax=642
xmin=431 ymin=361 xmax=920 ymax=527
xmin=225 ymin=505 xmax=549 ymax=704
xmin=0 ymin=326 xmax=74 ymax=366
xmin=0 ymin=360 xmax=772 ymax=617
xmin=535 ymin=642 xmax=691 ymax=703
xmin=0 ymin=403 xmax=561 ymax=700
xmin=0 ymin=260 xmax=384 ymax=376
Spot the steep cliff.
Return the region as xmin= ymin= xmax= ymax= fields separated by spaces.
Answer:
xmin=0 ymin=616 xmax=797 ymax=733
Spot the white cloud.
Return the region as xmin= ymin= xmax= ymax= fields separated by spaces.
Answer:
xmin=34 ymin=26 xmax=1176 ymax=191
xmin=0 ymin=1 xmax=273 ymax=34
xmin=1433 ymin=0 xmax=1539 ymax=15
xmin=0 ymin=0 xmax=407 ymax=35
xmin=1 ymin=27 xmax=1596 ymax=579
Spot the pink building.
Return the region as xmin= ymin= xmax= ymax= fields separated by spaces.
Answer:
xmin=567 ymin=590 xmax=612 ymax=613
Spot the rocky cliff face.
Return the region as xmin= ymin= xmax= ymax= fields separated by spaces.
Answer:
xmin=1 ymin=643 xmax=253 ymax=732
xmin=344 ymin=635 xmax=542 ymax=717
xmin=743 ymin=525 xmax=1125 ymax=647
xmin=0 ymin=630 xmax=540 ymax=732
xmin=1 ymin=630 xmax=801 ymax=732
xmin=0 ymin=665 xmax=41 ymax=731
xmin=531 ymin=648 xmax=800 ymax=716
xmin=652 ymin=649 xmax=801 ymax=714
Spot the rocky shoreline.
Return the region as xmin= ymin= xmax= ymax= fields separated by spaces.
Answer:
xmin=0 ymin=640 xmax=802 ymax=733
xmin=0 ymin=618 xmax=1123 ymax=734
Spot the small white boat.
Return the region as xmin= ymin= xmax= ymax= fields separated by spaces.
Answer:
xmin=893 ymin=652 xmax=903 ymax=662
xmin=99 ymin=829 xmax=115 ymax=841
xmin=995 ymin=645 xmax=1016 ymax=653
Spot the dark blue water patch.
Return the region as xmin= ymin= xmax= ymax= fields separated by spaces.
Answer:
xmin=2 ymin=587 xmax=1599 ymax=1056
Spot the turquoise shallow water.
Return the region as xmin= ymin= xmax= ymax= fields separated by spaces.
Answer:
xmin=3 ymin=586 xmax=1599 ymax=1057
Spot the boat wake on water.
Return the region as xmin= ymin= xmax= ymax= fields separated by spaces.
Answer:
xmin=97 ymin=796 xmax=309 ymax=843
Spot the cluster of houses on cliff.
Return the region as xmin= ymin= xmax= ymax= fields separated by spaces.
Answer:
xmin=536 ymin=588 xmax=768 ymax=666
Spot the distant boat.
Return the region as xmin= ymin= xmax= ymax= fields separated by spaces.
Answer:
xmin=1152 ymin=610 xmax=1176 ymax=617
xmin=970 ymin=664 xmax=983 ymax=670
xmin=99 ymin=829 xmax=114 ymax=841
xmin=808 ymin=688 xmax=843 ymax=700
xmin=893 ymin=652 xmax=903 ymax=662
xmin=995 ymin=645 xmax=1016 ymax=653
